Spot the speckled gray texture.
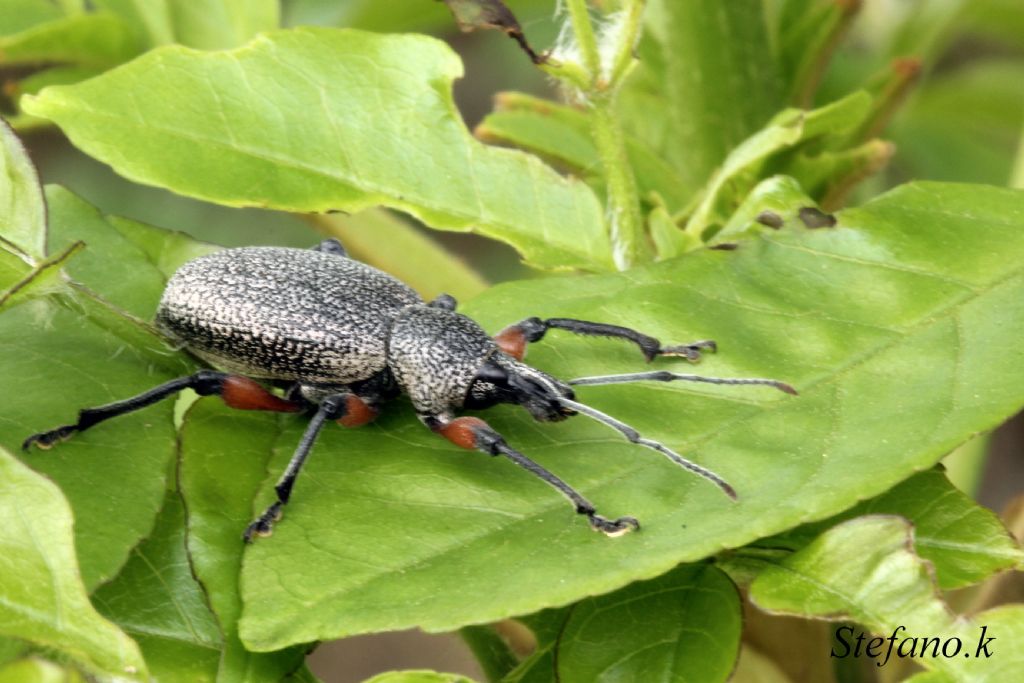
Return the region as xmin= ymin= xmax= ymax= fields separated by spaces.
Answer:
xmin=387 ymin=305 xmax=499 ymax=414
xmin=156 ymin=247 xmax=421 ymax=384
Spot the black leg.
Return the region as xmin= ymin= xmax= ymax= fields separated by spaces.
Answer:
xmin=244 ymin=393 xmax=349 ymax=542
xmin=430 ymin=415 xmax=639 ymax=537
xmin=23 ymin=370 xmax=228 ymax=451
xmin=496 ymin=317 xmax=716 ymax=362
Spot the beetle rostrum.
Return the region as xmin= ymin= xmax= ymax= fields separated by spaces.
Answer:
xmin=24 ymin=239 xmax=796 ymax=541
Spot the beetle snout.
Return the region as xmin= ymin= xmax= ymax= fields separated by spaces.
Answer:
xmin=519 ymin=376 xmax=576 ymax=422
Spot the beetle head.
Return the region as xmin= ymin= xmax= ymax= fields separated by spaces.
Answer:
xmin=465 ymin=354 xmax=577 ymax=422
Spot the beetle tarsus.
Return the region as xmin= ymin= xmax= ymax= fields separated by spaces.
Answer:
xmin=22 ymin=425 xmax=76 ymax=451
xmin=588 ymin=514 xmax=640 ymax=537
xmin=243 ymin=502 xmax=283 ymax=543
xmin=658 ymin=339 xmax=717 ymax=362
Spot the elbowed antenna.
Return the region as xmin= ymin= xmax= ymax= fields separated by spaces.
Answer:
xmin=569 ymin=370 xmax=797 ymax=395
xmin=555 ymin=396 xmax=737 ymax=500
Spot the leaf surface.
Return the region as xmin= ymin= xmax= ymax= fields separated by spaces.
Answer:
xmin=750 ymin=516 xmax=1024 ymax=681
xmin=178 ymin=401 xmax=308 ymax=682
xmin=759 ymin=469 xmax=1024 ymax=589
xmin=223 ymin=182 xmax=1024 ymax=649
xmin=621 ymin=0 xmax=784 ymax=196
xmin=0 ymin=446 xmax=146 ymax=680
xmin=509 ymin=564 xmax=741 ymax=683
xmin=0 ymin=12 xmax=139 ymax=67
xmin=23 ymin=28 xmax=612 ymax=270
xmin=0 ymin=119 xmax=45 ymax=261
xmin=0 ymin=187 xmax=186 ymax=589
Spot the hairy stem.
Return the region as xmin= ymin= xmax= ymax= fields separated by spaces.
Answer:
xmin=590 ymin=101 xmax=642 ymax=269
xmin=560 ymin=0 xmax=646 ymax=269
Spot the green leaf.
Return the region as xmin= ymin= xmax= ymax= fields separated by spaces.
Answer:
xmin=460 ymin=625 xmax=519 ymax=682
xmin=0 ymin=186 xmax=190 ymax=588
xmin=0 ymin=119 xmax=45 ymax=261
xmin=712 ymin=175 xmax=816 ymax=243
xmin=38 ymin=186 xmax=194 ymax=375
xmin=362 ymin=673 xmax=478 ymax=683
xmin=621 ymin=0 xmax=785 ymax=196
xmin=0 ymin=658 xmax=87 ymax=683
xmin=0 ymin=300 xmax=180 ymax=590
xmin=93 ymin=0 xmax=278 ymax=49
xmin=0 ymin=445 xmax=147 ymax=680
xmin=0 ymin=640 xmax=27 ymax=668
xmin=4 ymin=65 xmax=105 ymax=133
xmin=770 ymin=0 xmax=861 ymax=106
xmin=47 ymin=186 xmax=166 ymax=319
xmin=0 ymin=240 xmax=82 ymax=314
xmin=892 ymin=61 xmax=1024 ymax=186
xmin=308 ymin=209 xmax=488 ymax=301
xmin=91 ymin=0 xmax=173 ymax=47
xmin=554 ymin=564 xmax=741 ymax=683
xmin=0 ymin=0 xmax=65 ymax=37
xmin=23 ymin=28 xmax=613 ymax=271
xmin=730 ymin=645 xmax=793 ymax=683
xmin=93 ymin=491 xmax=222 ymax=648
xmin=105 ymin=214 xmax=221 ymax=280
xmin=749 ymin=516 xmax=1024 ymax=681
xmin=91 ymin=490 xmax=223 ymax=682
xmin=757 ymin=469 xmax=1024 ymax=590
xmin=178 ymin=400 xmax=308 ymax=682
xmin=0 ymin=11 xmax=139 ymax=67
xmin=475 ymin=93 xmax=692 ymax=212
xmin=162 ymin=0 xmax=279 ymax=50
xmin=684 ymin=92 xmax=873 ymax=238
xmin=226 ymin=182 xmax=1024 ymax=649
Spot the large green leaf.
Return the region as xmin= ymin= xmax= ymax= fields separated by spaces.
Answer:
xmin=683 ymin=92 xmax=872 ymax=238
xmin=23 ymin=28 xmax=612 ymax=271
xmin=508 ymin=564 xmax=741 ymax=683
xmin=475 ymin=93 xmax=693 ymax=213
xmin=620 ymin=0 xmax=784 ymax=197
xmin=892 ymin=61 xmax=1024 ymax=186
xmin=0 ymin=0 xmax=65 ymax=36
xmin=93 ymin=0 xmax=278 ymax=49
xmin=91 ymin=491 xmax=224 ymax=683
xmin=223 ymin=182 xmax=1024 ymax=649
xmin=93 ymin=491 xmax=221 ymax=649
xmin=0 ymin=11 xmax=139 ymax=67
xmin=0 ymin=185 xmax=187 ymax=588
xmin=0 ymin=658 xmax=87 ymax=683
xmin=755 ymin=469 xmax=1023 ymax=590
xmin=178 ymin=401 xmax=308 ymax=682
xmin=362 ymin=673 xmax=478 ymax=683
xmin=749 ymin=516 xmax=1024 ymax=681
xmin=0 ymin=446 xmax=146 ymax=681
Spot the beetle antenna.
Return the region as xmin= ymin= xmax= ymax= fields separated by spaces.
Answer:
xmin=555 ymin=396 xmax=736 ymax=499
xmin=568 ymin=371 xmax=797 ymax=395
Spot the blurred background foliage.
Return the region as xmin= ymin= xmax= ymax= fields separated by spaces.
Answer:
xmin=2 ymin=1 xmax=1023 ymax=681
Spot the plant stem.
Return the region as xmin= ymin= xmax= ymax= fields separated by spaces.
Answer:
xmin=590 ymin=100 xmax=642 ymax=269
xmin=560 ymin=0 xmax=646 ymax=269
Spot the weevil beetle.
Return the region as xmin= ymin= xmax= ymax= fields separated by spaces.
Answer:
xmin=24 ymin=239 xmax=795 ymax=541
